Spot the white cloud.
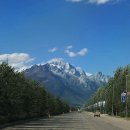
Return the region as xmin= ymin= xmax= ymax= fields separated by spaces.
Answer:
xmin=0 ymin=53 xmax=35 ymax=71
xmin=48 ymin=47 xmax=58 ymax=53
xmin=65 ymin=50 xmax=77 ymax=57
xmin=65 ymin=48 xmax=88 ymax=57
xmin=66 ymin=45 xmax=73 ymax=49
xmin=66 ymin=0 xmax=83 ymax=2
xmin=88 ymin=0 xmax=110 ymax=4
xmin=66 ymin=0 xmax=122 ymax=5
xmin=78 ymin=48 xmax=88 ymax=56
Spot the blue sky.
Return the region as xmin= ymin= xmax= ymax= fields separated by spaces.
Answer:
xmin=0 ymin=0 xmax=130 ymax=75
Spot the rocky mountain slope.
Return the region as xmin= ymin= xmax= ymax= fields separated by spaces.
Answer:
xmin=24 ymin=58 xmax=110 ymax=105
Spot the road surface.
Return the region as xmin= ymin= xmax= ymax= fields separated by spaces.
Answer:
xmin=2 ymin=112 xmax=130 ymax=130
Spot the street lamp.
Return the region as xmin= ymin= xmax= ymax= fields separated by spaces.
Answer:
xmin=111 ymin=84 xmax=114 ymax=116
xmin=105 ymin=86 xmax=111 ymax=114
xmin=125 ymin=75 xmax=128 ymax=118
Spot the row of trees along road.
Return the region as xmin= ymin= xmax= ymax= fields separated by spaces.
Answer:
xmin=86 ymin=65 xmax=130 ymax=117
xmin=0 ymin=63 xmax=70 ymax=124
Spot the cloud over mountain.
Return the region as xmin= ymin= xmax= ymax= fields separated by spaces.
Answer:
xmin=66 ymin=45 xmax=73 ymax=49
xmin=48 ymin=47 xmax=58 ymax=53
xmin=78 ymin=48 xmax=88 ymax=56
xmin=65 ymin=48 xmax=88 ymax=57
xmin=0 ymin=53 xmax=34 ymax=71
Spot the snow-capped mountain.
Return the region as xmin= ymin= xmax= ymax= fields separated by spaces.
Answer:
xmin=87 ymin=72 xmax=110 ymax=85
xmin=46 ymin=58 xmax=109 ymax=86
xmin=24 ymin=58 xmax=110 ymax=105
xmin=47 ymin=58 xmax=90 ymax=88
xmin=47 ymin=58 xmax=81 ymax=77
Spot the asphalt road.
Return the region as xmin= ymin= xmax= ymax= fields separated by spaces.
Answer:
xmin=2 ymin=112 xmax=126 ymax=130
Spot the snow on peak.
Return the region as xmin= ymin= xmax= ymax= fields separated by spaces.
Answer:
xmin=94 ymin=72 xmax=109 ymax=83
xmin=46 ymin=58 xmax=109 ymax=83
xmin=48 ymin=58 xmax=70 ymax=68
xmin=86 ymin=72 xmax=93 ymax=76
xmin=76 ymin=67 xmax=83 ymax=73
xmin=47 ymin=58 xmax=73 ymax=74
xmin=47 ymin=58 xmax=64 ymax=64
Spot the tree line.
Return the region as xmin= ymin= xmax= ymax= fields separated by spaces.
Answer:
xmin=86 ymin=65 xmax=130 ymax=117
xmin=0 ymin=63 xmax=70 ymax=124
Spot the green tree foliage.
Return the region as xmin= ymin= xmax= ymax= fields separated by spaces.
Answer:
xmin=86 ymin=65 xmax=130 ymax=117
xmin=0 ymin=63 xmax=69 ymax=124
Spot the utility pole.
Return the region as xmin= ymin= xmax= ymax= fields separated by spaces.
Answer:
xmin=112 ymin=84 xmax=114 ymax=116
xmin=125 ymin=75 xmax=128 ymax=118
xmin=105 ymin=90 xmax=107 ymax=114
xmin=105 ymin=87 xmax=110 ymax=114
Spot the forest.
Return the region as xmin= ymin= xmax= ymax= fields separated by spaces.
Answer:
xmin=0 ymin=63 xmax=70 ymax=124
xmin=86 ymin=65 xmax=130 ymax=117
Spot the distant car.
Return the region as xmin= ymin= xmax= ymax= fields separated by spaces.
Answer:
xmin=78 ymin=109 xmax=81 ymax=113
xmin=94 ymin=111 xmax=100 ymax=117
xmin=78 ymin=109 xmax=82 ymax=113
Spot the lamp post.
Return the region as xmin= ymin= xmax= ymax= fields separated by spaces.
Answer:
xmin=105 ymin=87 xmax=110 ymax=114
xmin=125 ymin=75 xmax=128 ymax=118
xmin=105 ymin=90 xmax=107 ymax=114
xmin=111 ymin=84 xmax=114 ymax=116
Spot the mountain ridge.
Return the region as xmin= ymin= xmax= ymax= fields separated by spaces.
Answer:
xmin=24 ymin=58 xmax=110 ymax=105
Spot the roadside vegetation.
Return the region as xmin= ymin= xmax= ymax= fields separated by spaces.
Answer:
xmin=0 ymin=63 xmax=69 ymax=124
xmin=86 ymin=65 xmax=130 ymax=117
